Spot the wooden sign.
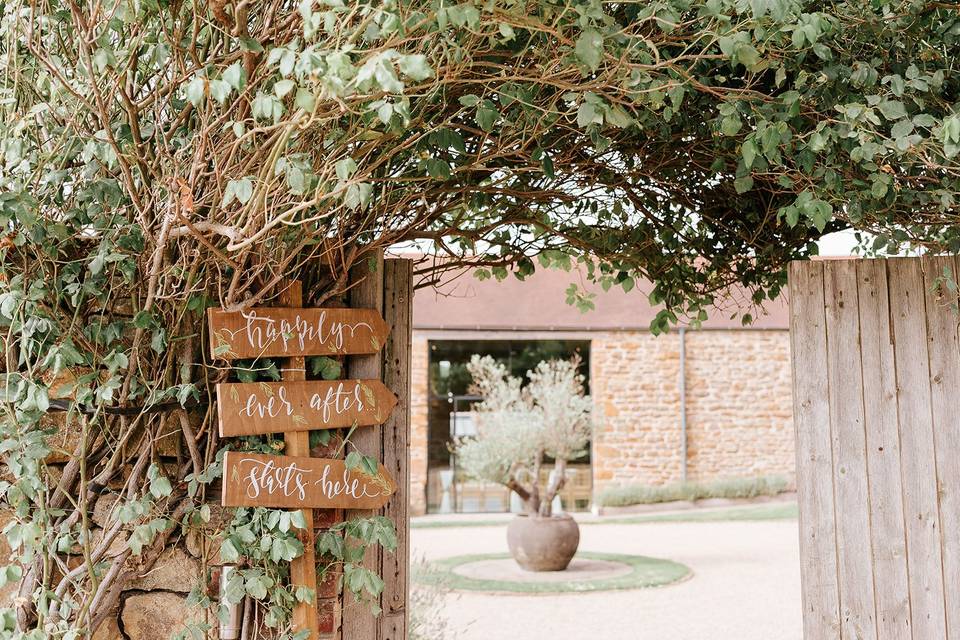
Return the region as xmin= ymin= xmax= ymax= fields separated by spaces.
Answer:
xmin=216 ymin=379 xmax=398 ymax=437
xmin=207 ymin=307 xmax=390 ymax=359
xmin=222 ymin=451 xmax=396 ymax=510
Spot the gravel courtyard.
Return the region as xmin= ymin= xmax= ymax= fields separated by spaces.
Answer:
xmin=411 ymin=514 xmax=802 ymax=640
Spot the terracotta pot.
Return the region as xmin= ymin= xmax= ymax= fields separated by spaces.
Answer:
xmin=506 ymin=513 xmax=580 ymax=571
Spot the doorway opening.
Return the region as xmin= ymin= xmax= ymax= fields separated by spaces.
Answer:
xmin=425 ymin=338 xmax=591 ymax=513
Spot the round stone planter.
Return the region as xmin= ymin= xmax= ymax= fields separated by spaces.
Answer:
xmin=506 ymin=513 xmax=580 ymax=571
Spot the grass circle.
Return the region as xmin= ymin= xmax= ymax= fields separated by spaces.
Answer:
xmin=414 ymin=551 xmax=690 ymax=594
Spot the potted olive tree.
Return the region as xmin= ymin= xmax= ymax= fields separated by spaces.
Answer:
xmin=456 ymin=355 xmax=592 ymax=571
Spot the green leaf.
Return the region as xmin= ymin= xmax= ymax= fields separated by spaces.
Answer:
xmin=376 ymin=102 xmax=393 ymax=124
xmin=575 ymin=30 xmax=604 ymax=71
xmin=274 ymin=79 xmax=296 ymax=98
xmin=309 ymin=356 xmax=341 ymax=380
xmin=577 ymin=102 xmax=600 ymax=128
xmin=720 ymin=115 xmax=742 ymax=136
xmin=295 ymin=88 xmax=316 ymax=112
xmin=221 ymin=538 xmax=241 ymax=563
xmin=239 ymin=36 xmax=264 ymax=53
xmin=336 ymin=158 xmax=358 ymax=181
xmin=223 ymin=62 xmax=246 ymax=91
xmin=345 ymin=451 xmax=362 ymax=471
xmin=476 ymin=102 xmax=499 ymax=132
xmin=424 ymin=158 xmax=451 ymax=180
xmin=209 ymin=80 xmax=231 ymax=105
xmin=398 ymin=54 xmax=433 ymax=81
xmin=742 ymin=139 xmax=758 ymax=169
xmin=891 ymin=119 xmax=914 ymax=139
xmin=185 ymin=76 xmax=205 ymax=107
xmin=540 ymin=151 xmax=555 ymax=179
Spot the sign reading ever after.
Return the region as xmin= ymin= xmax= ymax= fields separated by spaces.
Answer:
xmin=207 ymin=307 xmax=390 ymax=359
xmin=222 ymin=451 xmax=396 ymax=510
xmin=216 ymin=379 xmax=398 ymax=437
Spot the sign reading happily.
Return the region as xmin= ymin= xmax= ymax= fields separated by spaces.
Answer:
xmin=207 ymin=307 xmax=390 ymax=359
xmin=216 ymin=379 xmax=398 ymax=437
xmin=221 ymin=451 xmax=396 ymax=510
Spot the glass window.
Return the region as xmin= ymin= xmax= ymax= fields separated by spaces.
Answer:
xmin=426 ymin=339 xmax=591 ymax=513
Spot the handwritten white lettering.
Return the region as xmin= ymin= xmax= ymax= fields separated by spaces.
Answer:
xmin=317 ymin=465 xmax=385 ymax=500
xmin=238 ymin=457 xmax=309 ymax=501
xmin=239 ymin=310 xmax=373 ymax=354
xmin=239 ymin=385 xmax=293 ymax=419
xmin=309 ymin=382 xmax=365 ymax=422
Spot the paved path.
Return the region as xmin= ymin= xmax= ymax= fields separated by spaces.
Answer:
xmin=411 ymin=518 xmax=802 ymax=640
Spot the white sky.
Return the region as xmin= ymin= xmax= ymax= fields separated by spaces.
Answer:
xmin=817 ymin=229 xmax=860 ymax=256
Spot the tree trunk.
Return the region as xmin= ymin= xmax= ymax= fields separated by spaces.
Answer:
xmin=540 ymin=458 xmax=567 ymax=517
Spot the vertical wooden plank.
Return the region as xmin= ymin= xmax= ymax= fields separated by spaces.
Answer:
xmin=921 ymin=254 xmax=960 ymax=639
xmin=342 ymin=251 xmax=385 ymax=639
xmin=888 ymin=257 xmax=948 ymax=640
xmin=379 ymin=259 xmax=411 ymax=640
xmin=789 ymin=260 xmax=841 ymax=639
xmin=857 ymin=259 xmax=911 ymax=639
xmin=279 ymin=281 xmax=320 ymax=640
xmin=823 ymin=261 xmax=877 ymax=640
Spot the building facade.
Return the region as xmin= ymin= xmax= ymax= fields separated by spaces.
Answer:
xmin=408 ymin=268 xmax=796 ymax=516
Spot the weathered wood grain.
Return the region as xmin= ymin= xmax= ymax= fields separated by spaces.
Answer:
xmin=789 ymin=260 xmax=841 ymax=640
xmin=856 ymin=259 xmax=911 ymax=639
xmin=342 ymin=251 xmax=384 ymax=640
xmin=379 ymin=259 xmax=411 ymax=639
xmin=216 ymin=379 xmax=397 ymax=437
xmin=888 ymin=258 xmax=948 ymax=640
xmin=823 ymin=260 xmax=877 ymax=640
xmin=792 ymin=256 xmax=960 ymax=640
xmin=921 ymin=254 xmax=960 ymax=639
xmin=207 ymin=307 xmax=390 ymax=359
xmin=221 ymin=450 xmax=396 ymax=510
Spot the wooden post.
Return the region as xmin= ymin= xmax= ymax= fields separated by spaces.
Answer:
xmin=379 ymin=258 xmax=411 ymax=639
xmin=340 ymin=255 xmax=411 ymax=639
xmin=342 ymin=251 xmax=385 ymax=639
xmin=279 ymin=281 xmax=319 ymax=640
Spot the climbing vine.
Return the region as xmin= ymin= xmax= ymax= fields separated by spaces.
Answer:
xmin=1 ymin=0 xmax=959 ymax=637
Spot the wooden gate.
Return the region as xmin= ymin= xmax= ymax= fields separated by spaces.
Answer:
xmin=789 ymin=256 xmax=960 ymax=640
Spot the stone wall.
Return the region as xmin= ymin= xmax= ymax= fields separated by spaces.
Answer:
xmin=590 ymin=329 xmax=796 ymax=491
xmin=589 ymin=331 xmax=685 ymax=486
xmin=683 ymin=331 xmax=795 ymax=482
xmin=408 ymin=329 xmax=797 ymax=512
xmin=409 ymin=336 xmax=430 ymax=516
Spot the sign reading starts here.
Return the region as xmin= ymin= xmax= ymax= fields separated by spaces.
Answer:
xmin=222 ymin=451 xmax=396 ymax=510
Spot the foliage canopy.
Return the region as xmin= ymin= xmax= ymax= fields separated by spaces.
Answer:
xmin=1 ymin=0 xmax=959 ymax=636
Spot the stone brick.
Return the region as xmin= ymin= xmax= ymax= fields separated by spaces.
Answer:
xmin=590 ymin=330 xmax=795 ymax=493
xmin=91 ymin=606 xmax=122 ymax=640
xmin=317 ymin=567 xmax=340 ymax=599
xmin=317 ymin=598 xmax=337 ymax=635
xmin=408 ymin=336 xmax=429 ymax=516
xmin=127 ymin=546 xmax=201 ymax=593
xmin=185 ymin=503 xmax=233 ymax=565
xmin=121 ymin=591 xmax=217 ymax=640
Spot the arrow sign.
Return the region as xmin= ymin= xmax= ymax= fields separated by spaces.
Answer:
xmin=222 ymin=451 xmax=396 ymax=510
xmin=207 ymin=307 xmax=390 ymax=359
xmin=216 ymin=379 xmax=398 ymax=437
